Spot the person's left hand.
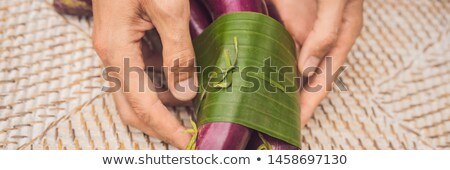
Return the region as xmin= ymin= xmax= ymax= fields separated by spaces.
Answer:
xmin=269 ymin=0 xmax=364 ymax=127
xmin=92 ymin=0 xmax=197 ymax=149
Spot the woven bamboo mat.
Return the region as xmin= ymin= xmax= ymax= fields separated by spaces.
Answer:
xmin=1 ymin=0 xmax=449 ymax=150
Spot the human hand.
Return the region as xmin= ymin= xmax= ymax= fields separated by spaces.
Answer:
xmin=269 ymin=0 xmax=363 ymax=127
xmin=92 ymin=0 xmax=197 ymax=149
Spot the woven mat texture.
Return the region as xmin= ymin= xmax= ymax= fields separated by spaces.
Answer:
xmin=1 ymin=0 xmax=449 ymax=150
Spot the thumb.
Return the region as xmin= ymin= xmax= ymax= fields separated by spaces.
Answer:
xmin=298 ymin=0 xmax=347 ymax=77
xmin=144 ymin=0 xmax=198 ymax=101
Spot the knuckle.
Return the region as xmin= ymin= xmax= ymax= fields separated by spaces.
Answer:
xmin=320 ymin=31 xmax=338 ymax=47
xmin=129 ymin=98 xmax=160 ymax=127
xmin=165 ymin=48 xmax=195 ymax=83
xmin=158 ymin=1 xmax=189 ymax=21
xmin=146 ymin=0 xmax=189 ymax=24
xmin=165 ymin=48 xmax=194 ymax=67
xmin=314 ymin=30 xmax=338 ymax=53
xmin=130 ymin=103 xmax=147 ymax=121
xmin=293 ymin=31 xmax=308 ymax=45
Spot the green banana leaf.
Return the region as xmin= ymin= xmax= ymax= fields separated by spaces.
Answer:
xmin=193 ymin=12 xmax=300 ymax=147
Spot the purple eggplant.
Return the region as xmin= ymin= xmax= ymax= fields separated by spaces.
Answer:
xmin=53 ymin=0 xmax=92 ymax=16
xmin=201 ymin=0 xmax=268 ymax=19
xmin=246 ymin=132 xmax=298 ymax=150
xmin=193 ymin=0 xmax=296 ymax=150
xmin=193 ymin=0 xmax=268 ymax=150
xmin=266 ymin=0 xmax=282 ymax=23
xmin=196 ymin=123 xmax=253 ymax=150
xmin=189 ymin=0 xmax=212 ymax=39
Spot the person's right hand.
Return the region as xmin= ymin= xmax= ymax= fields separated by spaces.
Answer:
xmin=270 ymin=0 xmax=363 ymax=127
xmin=92 ymin=0 xmax=197 ymax=149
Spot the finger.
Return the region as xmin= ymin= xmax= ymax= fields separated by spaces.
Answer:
xmin=334 ymin=0 xmax=364 ymax=49
xmin=144 ymin=0 xmax=198 ymax=101
xmin=115 ymin=52 xmax=191 ymax=149
xmin=93 ymin=0 xmax=191 ymax=149
xmin=300 ymin=56 xmax=346 ymax=127
xmin=158 ymin=91 xmax=193 ymax=106
xmin=112 ymin=91 xmax=191 ymax=147
xmin=142 ymin=38 xmax=192 ymax=106
xmin=111 ymin=91 xmax=161 ymax=138
xmin=299 ymin=0 xmax=363 ymax=127
xmin=298 ymin=0 xmax=347 ymax=77
xmin=270 ymin=0 xmax=317 ymax=44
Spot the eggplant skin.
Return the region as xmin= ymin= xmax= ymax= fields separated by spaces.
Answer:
xmin=53 ymin=0 xmax=92 ymax=16
xmin=195 ymin=122 xmax=252 ymax=150
xmin=201 ymin=0 xmax=268 ymax=19
xmin=194 ymin=0 xmax=270 ymax=150
xmin=189 ymin=0 xmax=212 ymax=39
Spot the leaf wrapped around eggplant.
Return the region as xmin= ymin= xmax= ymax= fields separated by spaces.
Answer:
xmin=193 ymin=12 xmax=300 ymax=147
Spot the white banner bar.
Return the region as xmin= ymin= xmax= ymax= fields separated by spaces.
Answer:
xmin=0 ymin=150 xmax=449 ymax=170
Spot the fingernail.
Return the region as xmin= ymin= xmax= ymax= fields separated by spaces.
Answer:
xmin=174 ymin=77 xmax=197 ymax=101
xmin=304 ymin=56 xmax=321 ymax=77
